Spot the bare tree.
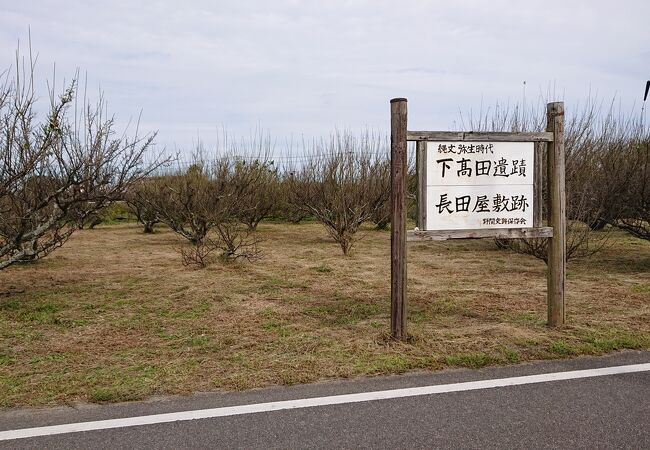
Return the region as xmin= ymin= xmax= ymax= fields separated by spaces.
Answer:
xmin=178 ymin=236 xmax=222 ymax=268
xmin=235 ymin=160 xmax=281 ymax=230
xmin=369 ymin=154 xmax=416 ymax=229
xmin=495 ymin=221 xmax=611 ymax=263
xmin=138 ymin=149 xmax=268 ymax=263
xmin=287 ymin=131 xmax=390 ymax=255
xmin=278 ymin=173 xmax=311 ymax=223
xmin=0 ymin=51 xmax=162 ymax=270
xmin=124 ymin=179 xmax=161 ymax=233
xmin=562 ymin=99 xmax=646 ymax=231
xmin=368 ymin=159 xmax=391 ymax=229
xmin=616 ymin=137 xmax=650 ymax=239
xmin=214 ymin=221 xmax=262 ymax=260
xmin=135 ymin=165 xmax=217 ymax=244
xmin=223 ymin=133 xmax=282 ymax=230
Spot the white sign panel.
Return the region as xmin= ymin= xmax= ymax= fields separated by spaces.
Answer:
xmin=425 ymin=141 xmax=534 ymax=231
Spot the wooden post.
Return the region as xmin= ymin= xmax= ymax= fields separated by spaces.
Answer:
xmin=391 ymin=98 xmax=408 ymax=340
xmin=546 ymin=102 xmax=566 ymax=327
xmin=533 ymin=142 xmax=544 ymax=228
xmin=416 ymin=141 xmax=427 ymax=230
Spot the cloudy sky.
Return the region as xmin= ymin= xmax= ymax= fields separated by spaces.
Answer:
xmin=1 ymin=1 xmax=648 ymax=155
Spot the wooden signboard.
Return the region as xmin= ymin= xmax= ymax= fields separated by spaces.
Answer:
xmin=426 ymin=141 xmax=534 ymax=230
xmin=411 ymin=136 xmax=552 ymax=241
xmin=390 ymin=99 xmax=566 ymax=341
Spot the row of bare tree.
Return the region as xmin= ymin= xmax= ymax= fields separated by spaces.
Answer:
xmin=2 ymin=54 xmax=649 ymax=270
xmin=124 ymin=104 xmax=650 ymax=266
xmin=122 ymin=132 xmax=392 ymax=264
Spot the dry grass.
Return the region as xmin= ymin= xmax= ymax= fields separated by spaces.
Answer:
xmin=1 ymin=222 xmax=649 ymax=407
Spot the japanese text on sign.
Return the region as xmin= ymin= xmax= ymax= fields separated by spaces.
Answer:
xmin=425 ymin=141 xmax=534 ymax=231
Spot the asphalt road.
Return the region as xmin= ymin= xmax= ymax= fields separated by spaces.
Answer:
xmin=1 ymin=351 xmax=649 ymax=449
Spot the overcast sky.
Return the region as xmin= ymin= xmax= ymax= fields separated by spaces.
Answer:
xmin=1 ymin=1 xmax=648 ymax=155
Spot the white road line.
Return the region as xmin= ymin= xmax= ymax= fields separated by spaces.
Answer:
xmin=1 ymin=363 xmax=649 ymax=441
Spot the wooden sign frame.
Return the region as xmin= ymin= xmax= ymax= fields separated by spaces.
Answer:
xmin=411 ymin=135 xmax=550 ymax=241
xmin=390 ymin=98 xmax=566 ymax=341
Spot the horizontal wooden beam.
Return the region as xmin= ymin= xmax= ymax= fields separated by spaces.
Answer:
xmin=407 ymin=226 xmax=553 ymax=241
xmin=406 ymin=131 xmax=554 ymax=142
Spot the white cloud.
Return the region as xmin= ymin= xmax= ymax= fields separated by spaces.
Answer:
xmin=1 ymin=0 xmax=648 ymax=154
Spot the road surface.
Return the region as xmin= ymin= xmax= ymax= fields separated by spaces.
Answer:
xmin=1 ymin=351 xmax=649 ymax=449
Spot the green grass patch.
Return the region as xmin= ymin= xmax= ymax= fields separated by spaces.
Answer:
xmin=168 ymin=302 xmax=212 ymax=319
xmin=0 ymin=351 xmax=16 ymax=365
xmin=427 ymin=298 xmax=468 ymax=316
xmin=445 ymin=352 xmax=496 ymax=368
xmin=503 ymin=348 xmax=520 ymax=363
xmin=0 ymin=299 xmax=21 ymax=311
xmin=262 ymin=320 xmax=292 ymax=337
xmin=19 ymin=301 xmax=61 ymax=320
xmin=29 ymin=353 xmax=68 ymax=364
xmin=187 ymin=335 xmax=211 ymax=347
xmin=585 ymin=331 xmax=649 ymax=352
xmin=512 ymin=312 xmax=545 ymax=325
xmin=410 ymin=308 xmax=428 ymax=323
xmin=548 ymin=340 xmax=579 ymax=356
xmin=89 ymin=387 xmax=143 ymax=404
xmin=631 ymin=283 xmax=650 ymax=294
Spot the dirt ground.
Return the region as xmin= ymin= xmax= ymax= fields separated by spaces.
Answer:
xmin=1 ymin=222 xmax=649 ymax=407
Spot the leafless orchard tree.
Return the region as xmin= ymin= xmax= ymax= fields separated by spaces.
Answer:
xmin=286 ymin=131 xmax=390 ymax=255
xmin=494 ymin=220 xmax=611 ymax=263
xmin=369 ymin=149 xmax=416 ymax=229
xmin=615 ymin=137 xmax=650 ymax=239
xmin=235 ymin=160 xmax=281 ymax=230
xmin=276 ymin=174 xmax=311 ymax=223
xmin=238 ymin=161 xmax=281 ymax=230
xmin=368 ymin=159 xmax=391 ymax=229
xmin=562 ymin=100 xmax=647 ymax=232
xmin=137 ymin=149 xmax=268 ymax=265
xmin=0 ymin=51 xmax=163 ymax=270
xmin=124 ymin=182 xmax=161 ymax=233
xmin=178 ymin=236 xmax=220 ymax=268
xmin=135 ymin=165 xmax=217 ymax=244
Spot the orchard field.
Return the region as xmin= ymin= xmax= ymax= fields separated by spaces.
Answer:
xmin=3 ymin=52 xmax=650 ymax=408
xmin=1 ymin=221 xmax=649 ymax=407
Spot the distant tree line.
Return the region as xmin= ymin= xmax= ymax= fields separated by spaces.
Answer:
xmin=468 ymin=99 xmax=650 ymax=261
xmin=3 ymin=50 xmax=649 ymax=270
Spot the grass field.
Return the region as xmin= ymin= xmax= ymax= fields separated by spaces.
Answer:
xmin=1 ymin=222 xmax=649 ymax=407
